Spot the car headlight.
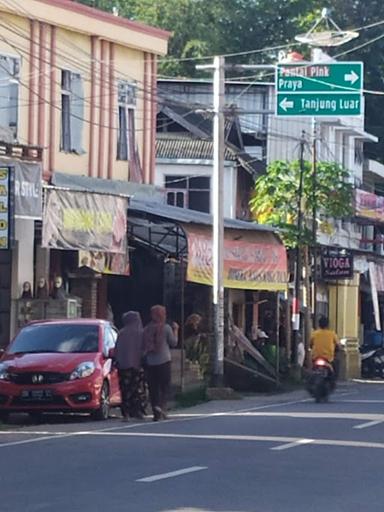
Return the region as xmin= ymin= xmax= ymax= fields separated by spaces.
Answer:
xmin=0 ymin=364 xmax=9 ymax=381
xmin=69 ymin=362 xmax=96 ymax=381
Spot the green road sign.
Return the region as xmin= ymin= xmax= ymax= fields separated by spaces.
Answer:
xmin=275 ymin=62 xmax=363 ymax=117
xmin=276 ymin=93 xmax=362 ymax=117
xmin=276 ymin=62 xmax=363 ymax=93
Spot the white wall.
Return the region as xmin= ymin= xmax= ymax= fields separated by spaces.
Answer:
xmin=156 ymin=159 xmax=238 ymax=219
xmin=12 ymin=218 xmax=35 ymax=300
xmin=10 ymin=218 xmax=35 ymax=338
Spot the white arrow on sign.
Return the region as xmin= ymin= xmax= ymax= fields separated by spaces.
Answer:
xmin=344 ymin=70 xmax=359 ymax=85
xmin=279 ymin=97 xmax=294 ymax=112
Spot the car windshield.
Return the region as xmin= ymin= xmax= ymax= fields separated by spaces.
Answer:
xmin=9 ymin=324 xmax=100 ymax=354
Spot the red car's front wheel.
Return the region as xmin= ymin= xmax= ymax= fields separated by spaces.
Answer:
xmin=92 ymin=381 xmax=110 ymax=421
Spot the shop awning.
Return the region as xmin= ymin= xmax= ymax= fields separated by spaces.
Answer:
xmin=129 ymin=199 xmax=288 ymax=291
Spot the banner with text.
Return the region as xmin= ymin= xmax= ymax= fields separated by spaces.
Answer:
xmin=42 ymin=189 xmax=127 ymax=253
xmin=79 ymin=250 xmax=130 ymax=276
xmin=14 ymin=162 xmax=42 ymax=219
xmin=0 ymin=167 xmax=9 ymax=249
xmin=356 ymin=189 xmax=384 ymax=222
xmin=185 ymin=226 xmax=288 ymax=291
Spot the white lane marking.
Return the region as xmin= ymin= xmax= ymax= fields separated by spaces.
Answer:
xmin=338 ymin=400 xmax=384 ymax=404
xmin=353 ymin=379 xmax=384 ymax=385
xmin=82 ymin=430 xmax=384 ymax=450
xmin=0 ymin=399 xmax=308 ymax=447
xmin=354 ymin=420 xmax=384 ymax=430
xmin=0 ymin=391 xmax=355 ymax=446
xmin=271 ymin=438 xmax=314 ymax=451
xmin=136 ymin=466 xmax=207 ymax=483
xmin=0 ymin=433 xmax=74 ymax=449
xmin=0 ymin=430 xmax=68 ymax=436
xmin=225 ymin=411 xmax=384 ymax=421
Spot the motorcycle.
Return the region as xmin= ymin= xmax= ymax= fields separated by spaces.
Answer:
xmin=306 ymin=357 xmax=335 ymax=403
xmin=360 ymin=345 xmax=384 ymax=379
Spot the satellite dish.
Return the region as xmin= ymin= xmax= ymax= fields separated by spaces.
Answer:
xmin=295 ymin=8 xmax=359 ymax=47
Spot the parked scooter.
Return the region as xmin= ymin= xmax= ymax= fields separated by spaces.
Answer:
xmin=360 ymin=345 xmax=384 ymax=379
xmin=306 ymin=357 xmax=336 ymax=403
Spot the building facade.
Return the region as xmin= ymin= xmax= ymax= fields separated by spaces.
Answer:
xmin=0 ymin=0 xmax=169 ymax=345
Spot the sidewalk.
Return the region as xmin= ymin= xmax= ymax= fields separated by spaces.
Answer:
xmin=172 ymin=380 xmax=355 ymax=417
xmin=172 ymin=388 xmax=308 ymax=416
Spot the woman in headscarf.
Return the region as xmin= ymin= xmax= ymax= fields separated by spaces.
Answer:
xmin=143 ymin=305 xmax=179 ymax=421
xmin=114 ymin=311 xmax=146 ymax=420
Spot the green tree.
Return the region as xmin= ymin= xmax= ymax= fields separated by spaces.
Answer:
xmin=249 ymin=160 xmax=353 ymax=248
xmin=77 ymin=0 xmax=384 ymax=159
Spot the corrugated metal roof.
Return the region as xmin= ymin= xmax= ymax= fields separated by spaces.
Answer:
xmin=51 ymin=172 xmax=165 ymax=202
xmin=156 ymin=134 xmax=236 ymax=161
xmin=129 ymin=198 xmax=276 ymax=233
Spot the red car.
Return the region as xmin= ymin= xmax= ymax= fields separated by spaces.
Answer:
xmin=0 ymin=319 xmax=121 ymax=422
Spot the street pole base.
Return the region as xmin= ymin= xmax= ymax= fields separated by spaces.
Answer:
xmin=289 ymin=365 xmax=303 ymax=383
xmin=206 ymin=387 xmax=240 ymax=401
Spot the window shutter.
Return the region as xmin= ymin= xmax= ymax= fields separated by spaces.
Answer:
xmin=117 ymin=106 xmax=128 ymax=160
xmin=70 ymin=72 xmax=85 ymax=154
xmin=0 ymin=57 xmax=12 ymax=137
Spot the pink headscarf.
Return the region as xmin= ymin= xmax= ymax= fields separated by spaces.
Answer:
xmin=143 ymin=305 xmax=167 ymax=354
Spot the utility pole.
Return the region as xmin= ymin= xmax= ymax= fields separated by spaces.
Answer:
xmin=291 ymin=132 xmax=306 ymax=366
xmin=311 ymin=119 xmax=318 ymax=329
xmin=197 ymin=56 xmax=225 ymax=387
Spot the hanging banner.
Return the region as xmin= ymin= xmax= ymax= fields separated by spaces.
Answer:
xmin=185 ymin=226 xmax=288 ymax=291
xmin=356 ymin=189 xmax=384 ymax=222
xmin=0 ymin=167 xmax=10 ymax=250
xmin=321 ymin=247 xmax=354 ymax=280
xmin=42 ymin=189 xmax=127 ymax=253
xmin=14 ymin=162 xmax=42 ymax=219
xmin=79 ymin=250 xmax=130 ymax=276
xmin=369 ymin=262 xmax=381 ymax=331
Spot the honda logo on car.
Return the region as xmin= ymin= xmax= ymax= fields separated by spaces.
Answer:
xmin=32 ymin=374 xmax=44 ymax=384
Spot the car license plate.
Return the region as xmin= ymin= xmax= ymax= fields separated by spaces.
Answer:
xmin=20 ymin=390 xmax=53 ymax=401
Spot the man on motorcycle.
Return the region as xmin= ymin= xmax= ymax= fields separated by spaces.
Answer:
xmin=310 ymin=316 xmax=340 ymax=376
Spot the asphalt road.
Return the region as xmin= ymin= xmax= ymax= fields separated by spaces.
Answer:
xmin=1 ymin=382 xmax=384 ymax=512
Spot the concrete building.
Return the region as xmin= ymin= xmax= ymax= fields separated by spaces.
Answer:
xmin=0 ymin=0 xmax=169 ymax=345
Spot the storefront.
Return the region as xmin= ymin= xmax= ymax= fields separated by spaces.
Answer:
xmin=127 ymin=198 xmax=288 ymax=387
xmin=38 ymin=186 xmax=129 ymax=324
xmin=0 ymin=153 xmax=43 ymax=346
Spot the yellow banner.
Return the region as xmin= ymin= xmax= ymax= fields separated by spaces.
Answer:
xmin=186 ymin=227 xmax=288 ymax=291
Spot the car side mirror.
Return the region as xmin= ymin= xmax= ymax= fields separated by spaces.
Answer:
xmin=108 ymin=347 xmax=115 ymax=359
xmin=0 ymin=348 xmax=5 ymax=359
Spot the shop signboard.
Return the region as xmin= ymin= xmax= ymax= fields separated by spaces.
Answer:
xmin=42 ymin=189 xmax=128 ymax=253
xmin=321 ymin=247 xmax=353 ymax=280
xmin=355 ymin=189 xmax=384 ymax=222
xmin=185 ymin=227 xmax=288 ymax=291
xmin=0 ymin=167 xmax=10 ymax=249
xmin=14 ymin=162 xmax=42 ymax=219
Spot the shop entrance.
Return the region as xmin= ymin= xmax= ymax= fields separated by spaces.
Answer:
xmin=0 ymin=249 xmax=11 ymax=347
xmin=107 ymin=245 xmax=163 ymax=328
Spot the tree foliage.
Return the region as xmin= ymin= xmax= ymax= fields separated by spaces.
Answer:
xmin=77 ymin=0 xmax=384 ymax=159
xmin=250 ymin=160 xmax=354 ymax=248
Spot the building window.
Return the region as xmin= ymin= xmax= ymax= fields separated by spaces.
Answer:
xmin=117 ymin=81 xmax=136 ymax=161
xmin=354 ymin=140 xmax=364 ymax=165
xmin=0 ymin=55 xmax=19 ymax=140
xmin=165 ymin=176 xmax=211 ymax=213
xmin=60 ymin=70 xmax=85 ymax=154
